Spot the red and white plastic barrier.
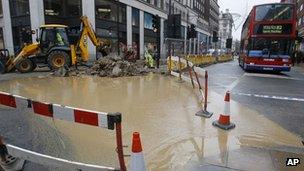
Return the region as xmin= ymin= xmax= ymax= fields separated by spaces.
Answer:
xmin=0 ymin=91 xmax=126 ymax=171
xmin=0 ymin=91 xmax=114 ymax=130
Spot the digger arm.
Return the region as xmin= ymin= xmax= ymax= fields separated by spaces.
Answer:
xmin=75 ymin=16 xmax=104 ymax=63
xmin=5 ymin=43 xmax=39 ymax=72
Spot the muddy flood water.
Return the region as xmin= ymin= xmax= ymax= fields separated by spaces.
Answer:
xmin=0 ymin=73 xmax=303 ymax=170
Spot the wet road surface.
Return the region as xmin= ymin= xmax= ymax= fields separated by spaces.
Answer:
xmin=0 ymin=67 xmax=303 ymax=170
xmin=205 ymin=59 xmax=304 ymax=139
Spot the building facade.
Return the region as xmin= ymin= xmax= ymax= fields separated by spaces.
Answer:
xmin=219 ymin=9 xmax=233 ymax=51
xmin=208 ymin=0 xmax=220 ymax=48
xmin=0 ymin=0 xmax=219 ymax=60
xmin=295 ymin=0 xmax=304 ymax=51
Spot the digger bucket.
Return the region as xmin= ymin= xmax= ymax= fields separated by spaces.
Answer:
xmin=0 ymin=49 xmax=10 ymax=74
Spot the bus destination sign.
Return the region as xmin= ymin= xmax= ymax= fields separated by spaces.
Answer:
xmin=254 ymin=24 xmax=293 ymax=35
xmin=262 ymin=25 xmax=282 ymax=34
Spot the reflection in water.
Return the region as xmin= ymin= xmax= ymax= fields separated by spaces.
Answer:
xmin=217 ymin=129 xmax=228 ymax=165
xmin=0 ymin=74 xmax=302 ymax=170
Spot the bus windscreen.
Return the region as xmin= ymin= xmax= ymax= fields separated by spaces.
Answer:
xmin=249 ymin=38 xmax=293 ymax=57
xmin=255 ymin=4 xmax=293 ymax=21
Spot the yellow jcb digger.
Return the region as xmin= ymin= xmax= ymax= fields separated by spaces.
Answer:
xmin=0 ymin=16 xmax=107 ymax=74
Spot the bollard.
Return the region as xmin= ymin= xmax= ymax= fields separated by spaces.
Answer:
xmin=168 ymin=53 xmax=172 ymax=74
xmin=187 ymin=60 xmax=195 ymax=88
xmin=178 ymin=56 xmax=183 ymax=82
xmin=195 ymin=70 xmax=213 ymax=118
xmin=115 ymin=122 xmax=126 ymax=171
xmin=204 ymin=71 xmax=208 ymax=111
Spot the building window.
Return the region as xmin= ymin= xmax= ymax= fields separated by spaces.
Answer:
xmin=9 ymin=0 xmax=31 ymax=52
xmin=95 ymin=0 xmax=126 ymax=23
xmin=0 ymin=0 xmax=3 ymax=17
xmin=132 ymin=8 xmax=139 ymax=27
xmin=154 ymin=0 xmax=158 ymax=7
xmin=9 ymin=0 xmax=30 ymax=17
xmin=44 ymin=0 xmax=82 ymax=28
xmin=0 ymin=28 xmax=4 ymax=49
xmin=44 ymin=0 xmax=81 ymax=17
xmin=95 ymin=0 xmax=127 ymax=56
xmin=144 ymin=12 xmax=153 ymax=30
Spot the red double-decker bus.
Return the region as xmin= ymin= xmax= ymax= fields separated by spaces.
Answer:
xmin=239 ymin=3 xmax=296 ymax=72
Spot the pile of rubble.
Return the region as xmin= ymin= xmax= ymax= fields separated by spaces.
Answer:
xmin=86 ymin=55 xmax=148 ymax=77
xmin=54 ymin=55 xmax=151 ymax=77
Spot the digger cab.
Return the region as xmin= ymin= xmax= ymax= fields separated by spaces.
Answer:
xmin=38 ymin=24 xmax=70 ymax=54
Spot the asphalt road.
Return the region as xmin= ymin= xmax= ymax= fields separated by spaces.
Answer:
xmin=205 ymin=58 xmax=304 ymax=139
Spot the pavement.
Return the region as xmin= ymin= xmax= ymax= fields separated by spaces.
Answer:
xmin=186 ymin=147 xmax=304 ymax=171
xmin=0 ymin=59 xmax=304 ymax=171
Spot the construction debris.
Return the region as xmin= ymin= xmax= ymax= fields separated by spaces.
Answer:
xmin=54 ymin=55 xmax=156 ymax=78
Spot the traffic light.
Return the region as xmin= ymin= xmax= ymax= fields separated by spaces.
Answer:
xmin=152 ymin=15 xmax=160 ymax=33
xmin=187 ymin=24 xmax=197 ymax=39
xmin=226 ymin=38 xmax=233 ymax=48
xmin=212 ymin=31 xmax=218 ymax=42
xmin=187 ymin=26 xmax=191 ymax=39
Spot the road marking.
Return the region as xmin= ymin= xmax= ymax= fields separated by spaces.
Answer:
xmin=233 ymin=92 xmax=304 ymax=102
xmin=226 ymin=74 xmax=245 ymax=91
xmin=244 ymin=73 xmax=301 ymax=80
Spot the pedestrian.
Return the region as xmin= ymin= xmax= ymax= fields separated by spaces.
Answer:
xmin=21 ymin=27 xmax=31 ymax=44
xmin=153 ymin=46 xmax=160 ymax=69
xmin=0 ymin=136 xmax=8 ymax=162
xmin=145 ymin=48 xmax=154 ymax=68
xmin=292 ymin=50 xmax=296 ymax=66
xmin=56 ymin=32 xmax=65 ymax=46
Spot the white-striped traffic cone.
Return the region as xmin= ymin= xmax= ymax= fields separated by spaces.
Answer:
xmin=212 ymin=91 xmax=235 ymax=130
xmin=130 ymin=132 xmax=146 ymax=171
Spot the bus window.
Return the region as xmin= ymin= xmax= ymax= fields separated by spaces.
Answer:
xmin=255 ymin=4 xmax=293 ymax=21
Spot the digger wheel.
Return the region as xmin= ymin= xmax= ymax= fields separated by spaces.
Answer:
xmin=16 ymin=59 xmax=36 ymax=73
xmin=47 ymin=51 xmax=70 ymax=70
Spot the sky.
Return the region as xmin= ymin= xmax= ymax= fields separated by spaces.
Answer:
xmin=218 ymin=0 xmax=278 ymax=40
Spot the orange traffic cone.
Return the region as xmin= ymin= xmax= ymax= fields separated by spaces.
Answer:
xmin=212 ymin=91 xmax=235 ymax=130
xmin=130 ymin=132 xmax=146 ymax=171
